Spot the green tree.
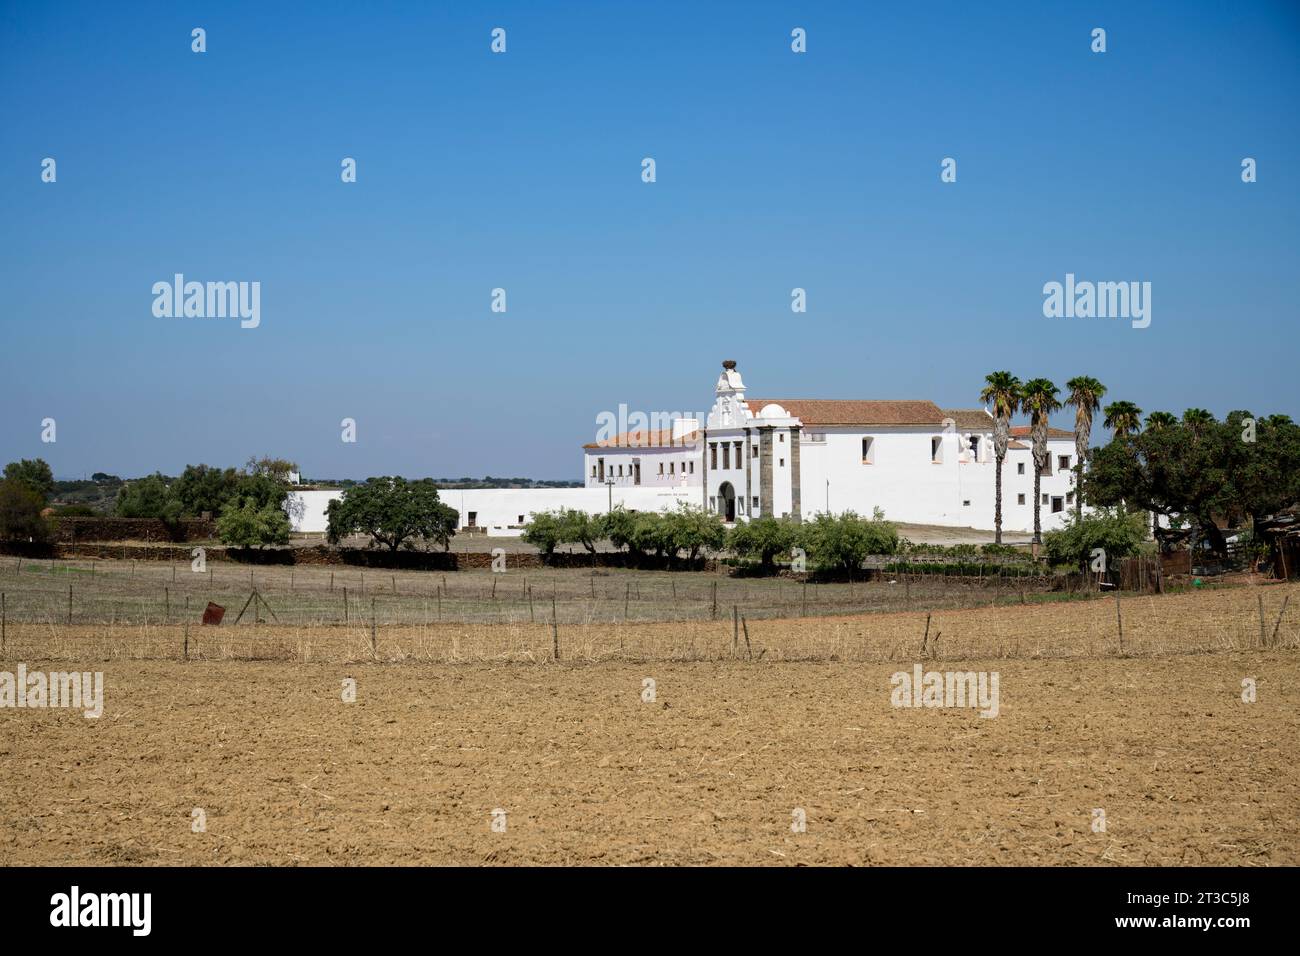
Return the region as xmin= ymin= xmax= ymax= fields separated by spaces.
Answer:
xmin=1065 ymin=376 xmax=1106 ymax=520
xmin=979 ymin=372 xmax=1021 ymax=544
xmin=325 ymin=477 xmax=457 ymax=551
xmin=1043 ymin=506 xmax=1148 ymax=572
xmin=0 ymin=479 xmax=50 ymax=542
xmin=216 ymin=496 xmax=291 ymax=548
xmin=598 ymin=507 xmax=642 ymax=557
xmin=171 ymin=464 xmax=241 ymax=517
xmin=799 ymin=511 xmax=899 ymax=575
xmin=1021 ymin=378 xmax=1061 ymax=546
xmin=558 ymin=508 xmax=602 ymax=554
xmin=662 ymin=503 xmax=727 ymax=564
xmin=115 ymin=473 xmax=180 ymax=520
xmin=1103 ymin=400 xmax=1143 ymax=439
xmin=3 ymin=458 xmax=55 ymax=503
xmin=244 ymin=456 xmax=299 ymax=482
xmin=521 ymin=510 xmax=565 ymax=557
xmin=727 ymin=516 xmax=799 ymax=572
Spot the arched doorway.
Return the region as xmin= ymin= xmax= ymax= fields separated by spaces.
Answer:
xmin=718 ymin=482 xmax=736 ymax=522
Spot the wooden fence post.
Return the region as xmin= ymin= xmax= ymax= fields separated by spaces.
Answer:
xmin=733 ymin=605 xmax=739 ymax=657
xmin=371 ymin=598 xmax=377 ymax=658
xmin=1258 ymin=594 xmax=1267 ymax=648
xmin=343 ymin=586 xmax=349 ymax=624
xmin=1116 ymin=593 xmax=1124 ymax=655
xmin=184 ymin=596 xmax=190 ymax=661
xmin=711 ymin=581 xmax=717 ymax=620
xmin=552 ymin=595 xmax=560 ymax=661
xmin=528 ymin=586 xmax=534 ymax=623
xmin=68 ymin=581 xmax=73 ymax=625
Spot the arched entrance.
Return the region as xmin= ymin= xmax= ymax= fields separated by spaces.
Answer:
xmin=718 ymin=482 xmax=736 ymax=522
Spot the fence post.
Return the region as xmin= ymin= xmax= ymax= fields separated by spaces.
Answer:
xmin=68 ymin=581 xmax=73 ymax=625
xmin=1258 ymin=594 xmax=1267 ymax=648
xmin=371 ymin=598 xmax=377 ymax=658
xmin=802 ymin=581 xmax=807 ymax=618
xmin=733 ymin=605 xmax=738 ymax=657
xmin=1116 ymin=592 xmax=1124 ymax=655
xmin=528 ymin=586 xmax=533 ymax=623
xmin=343 ymin=586 xmax=349 ymax=624
xmin=184 ymin=596 xmax=190 ymax=661
xmin=711 ymin=581 xmax=717 ymax=620
xmin=437 ymin=585 xmax=443 ymax=622
xmin=1 ymin=592 xmax=5 ymax=656
xmin=164 ymin=586 xmax=169 ymax=623
xmin=552 ymin=595 xmax=560 ymax=661
xmin=624 ymin=582 xmax=630 ymax=621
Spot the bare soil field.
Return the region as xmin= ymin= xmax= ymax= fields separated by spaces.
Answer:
xmin=2 ymin=584 xmax=1296 ymax=866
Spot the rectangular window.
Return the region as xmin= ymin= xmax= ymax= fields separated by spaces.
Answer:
xmin=467 ymin=512 xmax=477 ymax=527
xmin=1066 ymin=492 xmax=1074 ymax=504
xmin=618 ymin=465 xmax=623 ymax=477
xmin=962 ymin=500 xmax=971 ymax=507
xmin=722 ymin=443 xmax=730 ymax=469
xmin=861 ymin=437 xmax=874 ymax=463
xmin=710 ymin=443 xmax=717 ymax=469
xmin=779 ymin=433 xmax=785 ymax=443
xmin=658 ymin=462 xmax=664 ymax=475
xmin=1051 ymin=496 xmax=1065 ymax=514
xmin=1017 ymin=493 xmax=1026 ymax=505
xmin=968 ymin=436 xmax=980 ymax=460
xmin=1017 ymin=462 xmax=1025 ymax=475
xmin=598 ymin=458 xmax=605 ymax=481
xmin=752 ymin=496 xmax=759 ymax=509
xmin=931 ymin=437 xmax=942 ymax=463
xmin=590 ymin=464 xmax=596 ymax=477
xmin=517 ymin=515 xmax=525 ymax=524
xmin=779 ymin=458 xmax=785 ymax=467
xmin=752 ymin=444 xmax=758 ymax=458
xmin=669 ymin=462 xmax=675 ymax=474
xmin=733 ymin=441 xmax=742 ymax=465
xmin=1042 ymin=493 xmax=1049 ymax=505
xmin=689 ymin=462 xmax=695 ymax=474
xmin=1058 ymin=455 xmax=1070 ymax=471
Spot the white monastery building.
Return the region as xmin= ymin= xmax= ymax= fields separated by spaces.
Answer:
xmin=291 ymin=361 xmax=1080 ymax=536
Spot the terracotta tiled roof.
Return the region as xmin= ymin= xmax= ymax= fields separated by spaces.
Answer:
xmin=744 ymin=399 xmax=946 ymax=426
xmin=1007 ymin=440 xmax=1030 ymax=450
xmin=583 ymin=429 xmax=701 ymax=449
xmin=1009 ymin=425 xmax=1075 ymax=440
xmin=942 ymin=408 xmax=995 ymax=430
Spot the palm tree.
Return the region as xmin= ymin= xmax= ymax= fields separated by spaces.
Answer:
xmin=1065 ymin=376 xmax=1106 ymax=519
xmin=1020 ymin=378 xmax=1061 ymax=546
xmin=1103 ymin=400 xmax=1144 ymax=438
xmin=1145 ymin=411 xmax=1177 ymax=431
xmin=979 ymin=371 xmax=1022 ymax=544
xmin=1182 ymin=408 xmax=1216 ymax=435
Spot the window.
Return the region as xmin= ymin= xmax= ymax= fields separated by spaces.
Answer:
xmin=1042 ymin=493 xmax=1049 ymax=505
xmin=709 ymin=497 xmax=716 ymax=510
xmin=467 ymin=512 xmax=477 ymax=527
xmin=861 ymin=437 xmax=874 ymax=463
xmin=517 ymin=515 xmax=525 ymax=524
xmin=733 ymin=441 xmax=742 ymax=464
xmin=968 ymin=435 xmax=981 ymax=460
xmin=752 ymin=444 xmax=758 ymax=458
xmin=669 ymin=462 xmax=675 ymax=474
xmin=779 ymin=458 xmax=785 ymax=467
xmin=1066 ymin=492 xmax=1073 ymax=504
xmin=752 ymin=496 xmax=759 ymax=509
xmin=591 ymin=464 xmax=596 ymax=477
xmin=617 ymin=465 xmax=623 ymax=477
xmin=658 ymin=462 xmax=664 ymax=475
xmin=1051 ymin=496 xmax=1064 ymax=514
xmin=1058 ymin=455 xmax=1070 ymax=471
xmin=931 ymin=437 xmax=943 ymax=463
xmin=722 ymin=443 xmax=730 ymax=469
xmin=710 ymin=443 xmax=717 ymax=469
xmin=598 ymin=458 xmax=605 ymax=481
xmin=1043 ymin=456 xmax=1053 ymax=476
xmin=1017 ymin=462 xmax=1025 ymax=475
xmin=962 ymin=500 xmax=971 ymax=507
xmin=1017 ymin=493 xmax=1026 ymax=505
xmin=689 ymin=462 xmax=695 ymax=474
xmin=779 ymin=433 xmax=785 ymax=443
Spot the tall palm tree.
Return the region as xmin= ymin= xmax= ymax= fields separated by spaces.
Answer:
xmin=1182 ymin=408 xmax=1216 ymax=435
xmin=1104 ymin=400 xmax=1144 ymax=438
xmin=1145 ymin=411 xmax=1177 ymax=431
xmin=1021 ymin=378 xmax=1061 ymax=546
xmin=979 ymin=371 xmax=1022 ymax=544
xmin=1065 ymin=376 xmax=1106 ymax=519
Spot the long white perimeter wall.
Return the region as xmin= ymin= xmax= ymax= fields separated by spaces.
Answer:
xmin=289 ymin=486 xmax=700 ymax=536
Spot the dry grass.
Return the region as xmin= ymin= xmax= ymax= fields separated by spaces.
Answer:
xmin=3 ymin=581 xmax=1295 ymax=664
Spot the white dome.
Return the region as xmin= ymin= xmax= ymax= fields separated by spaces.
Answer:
xmin=758 ymin=403 xmax=788 ymax=419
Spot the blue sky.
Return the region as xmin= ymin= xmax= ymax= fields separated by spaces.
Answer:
xmin=2 ymin=0 xmax=1297 ymax=480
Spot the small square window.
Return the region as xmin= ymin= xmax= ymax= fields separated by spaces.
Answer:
xmin=1058 ymin=455 xmax=1070 ymax=471
xmin=1042 ymin=493 xmax=1049 ymax=505
xmin=779 ymin=458 xmax=785 ymax=467
xmin=962 ymin=500 xmax=971 ymax=507
xmin=752 ymin=496 xmax=758 ymax=508
xmin=1017 ymin=494 xmax=1026 ymax=505
xmin=1017 ymin=462 xmax=1025 ymax=475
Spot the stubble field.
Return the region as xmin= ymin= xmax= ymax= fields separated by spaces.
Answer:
xmin=1 ymin=581 xmax=1296 ymax=866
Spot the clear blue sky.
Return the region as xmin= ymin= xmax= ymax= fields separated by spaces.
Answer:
xmin=2 ymin=0 xmax=1297 ymax=481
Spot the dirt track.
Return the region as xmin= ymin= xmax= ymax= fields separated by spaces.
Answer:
xmin=2 ymin=649 xmax=1296 ymax=866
